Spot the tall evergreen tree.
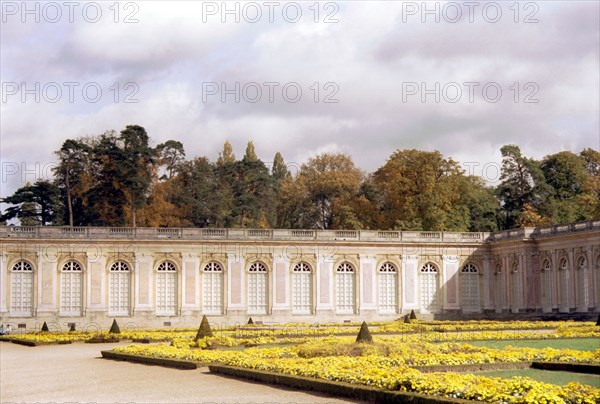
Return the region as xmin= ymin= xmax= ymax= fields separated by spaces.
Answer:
xmin=496 ymin=145 xmax=550 ymax=229
xmin=53 ymin=139 xmax=92 ymax=226
xmin=1 ymin=180 xmax=63 ymax=225
xmin=119 ymin=125 xmax=157 ymax=227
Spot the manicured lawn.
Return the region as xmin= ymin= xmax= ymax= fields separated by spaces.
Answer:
xmin=467 ymin=338 xmax=600 ymax=351
xmin=476 ymin=368 xmax=600 ymax=388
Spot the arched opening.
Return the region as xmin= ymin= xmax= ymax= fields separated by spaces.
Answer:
xmin=576 ymin=256 xmax=588 ymax=309
xmin=156 ymin=261 xmax=177 ymax=315
xmin=292 ymin=262 xmax=312 ymax=314
xmin=109 ymin=261 xmax=130 ymax=316
xmin=10 ymin=261 xmax=33 ymax=317
xmin=203 ymin=262 xmax=223 ymax=314
xmin=460 ymin=263 xmax=480 ymax=312
xmin=335 ymin=262 xmax=355 ymax=314
xmin=247 ymin=262 xmax=268 ymax=314
xmin=60 ymin=261 xmax=82 ymax=316
xmin=511 ymin=262 xmax=520 ymax=311
xmin=378 ymin=262 xmax=397 ymax=313
xmin=419 ymin=263 xmax=439 ymax=312
xmin=559 ymin=257 xmax=569 ymax=309
xmin=542 ymin=259 xmax=552 ymax=309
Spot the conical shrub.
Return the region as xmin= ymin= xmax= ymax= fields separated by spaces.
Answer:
xmin=247 ymin=317 xmax=254 ymax=325
xmin=410 ymin=309 xmax=417 ymax=320
xmin=596 ymin=313 xmax=600 ymax=326
xmin=109 ymin=319 xmax=121 ymax=334
xmin=195 ymin=315 xmax=213 ymax=339
xmin=69 ymin=323 xmax=76 ymax=332
xmin=404 ymin=314 xmax=412 ymax=324
xmin=41 ymin=321 xmax=49 ymax=332
xmin=355 ymin=321 xmax=373 ymax=343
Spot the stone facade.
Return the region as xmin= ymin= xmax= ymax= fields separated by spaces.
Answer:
xmin=0 ymin=222 xmax=598 ymax=330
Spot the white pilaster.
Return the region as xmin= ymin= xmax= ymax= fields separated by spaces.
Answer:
xmin=358 ymin=254 xmax=377 ymax=313
xmin=402 ymin=255 xmax=418 ymax=310
xmin=443 ymin=255 xmax=460 ymax=310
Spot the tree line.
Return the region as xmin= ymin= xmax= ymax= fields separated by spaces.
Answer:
xmin=1 ymin=125 xmax=598 ymax=231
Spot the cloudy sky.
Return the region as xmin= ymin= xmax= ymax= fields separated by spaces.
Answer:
xmin=1 ymin=1 xmax=599 ymax=201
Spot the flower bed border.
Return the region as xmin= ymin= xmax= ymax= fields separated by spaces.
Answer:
xmin=0 ymin=337 xmax=72 ymax=347
xmin=100 ymin=350 xmax=200 ymax=369
xmin=531 ymin=361 xmax=600 ymax=375
xmin=208 ymin=365 xmax=471 ymax=403
xmin=413 ymin=362 xmax=533 ymax=373
xmin=414 ymin=361 xmax=600 ymax=374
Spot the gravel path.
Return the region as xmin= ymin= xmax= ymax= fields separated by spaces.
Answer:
xmin=0 ymin=341 xmax=361 ymax=404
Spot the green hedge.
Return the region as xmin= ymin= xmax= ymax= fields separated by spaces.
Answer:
xmin=208 ymin=365 xmax=472 ymax=403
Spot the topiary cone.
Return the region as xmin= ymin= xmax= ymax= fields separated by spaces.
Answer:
xmin=41 ymin=321 xmax=49 ymax=332
xmin=596 ymin=313 xmax=600 ymax=326
xmin=404 ymin=314 xmax=412 ymax=324
xmin=247 ymin=317 xmax=254 ymax=325
xmin=195 ymin=315 xmax=213 ymax=339
xmin=109 ymin=319 xmax=121 ymax=334
xmin=410 ymin=309 xmax=417 ymax=320
xmin=69 ymin=323 xmax=76 ymax=332
xmin=355 ymin=321 xmax=373 ymax=343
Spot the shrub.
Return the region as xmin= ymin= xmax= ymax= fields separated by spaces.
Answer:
xmin=109 ymin=319 xmax=121 ymax=334
xmin=196 ymin=315 xmax=213 ymax=339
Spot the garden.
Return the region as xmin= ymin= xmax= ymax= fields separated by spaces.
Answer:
xmin=2 ymin=316 xmax=599 ymax=403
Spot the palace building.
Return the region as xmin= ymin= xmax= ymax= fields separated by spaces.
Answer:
xmin=0 ymin=221 xmax=598 ymax=329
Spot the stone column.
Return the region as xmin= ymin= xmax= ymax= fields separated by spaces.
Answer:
xmin=226 ymin=252 xmax=246 ymax=315
xmin=358 ymin=254 xmax=377 ymax=316
xmin=181 ymin=253 xmax=200 ymax=316
xmin=133 ymin=253 xmax=153 ymax=315
xmin=442 ymin=255 xmax=459 ymax=311
xmin=0 ymin=252 xmax=6 ymax=314
xmin=482 ymin=258 xmax=491 ymax=310
xmin=272 ymin=254 xmax=290 ymax=316
xmin=315 ymin=255 xmax=333 ymax=316
xmin=36 ymin=250 xmax=57 ymax=315
xmin=401 ymin=255 xmax=418 ymax=312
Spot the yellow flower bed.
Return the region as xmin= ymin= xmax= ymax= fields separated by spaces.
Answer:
xmin=4 ymin=320 xmax=598 ymax=346
xmin=113 ymin=339 xmax=600 ymax=403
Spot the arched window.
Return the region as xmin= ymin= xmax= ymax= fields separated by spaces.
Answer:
xmin=419 ymin=263 xmax=439 ymax=312
xmin=336 ymin=262 xmax=355 ymax=313
xmin=292 ymin=262 xmax=312 ymax=314
xmin=559 ymin=258 xmax=569 ymax=307
xmin=11 ymin=261 xmax=33 ymax=316
xmin=156 ymin=261 xmax=177 ymax=315
xmin=577 ymin=256 xmax=588 ymax=308
xmin=511 ymin=262 xmax=520 ymax=309
xmin=378 ymin=262 xmax=397 ymax=313
xmin=109 ymin=261 xmax=130 ymax=316
xmin=460 ymin=263 xmax=479 ymax=312
xmin=203 ymin=262 xmax=223 ymax=314
xmin=248 ymin=262 xmax=268 ymax=314
xmin=60 ymin=261 xmax=82 ymax=316
xmin=542 ymin=259 xmax=552 ymax=308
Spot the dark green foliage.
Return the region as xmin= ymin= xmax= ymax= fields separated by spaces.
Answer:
xmin=404 ymin=315 xmax=412 ymax=324
xmin=69 ymin=323 xmax=76 ymax=332
xmin=596 ymin=313 xmax=599 ymax=326
xmin=247 ymin=317 xmax=254 ymax=325
xmin=196 ymin=315 xmax=213 ymax=339
xmin=355 ymin=321 xmax=373 ymax=343
xmin=109 ymin=319 xmax=121 ymax=334
xmin=4 ymin=134 xmax=597 ymax=231
xmin=41 ymin=321 xmax=49 ymax=332
xmin=1 ymin=180 xmax=63 ymax=225
xmin=410 ymin=309 xmax=417 ymax=320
